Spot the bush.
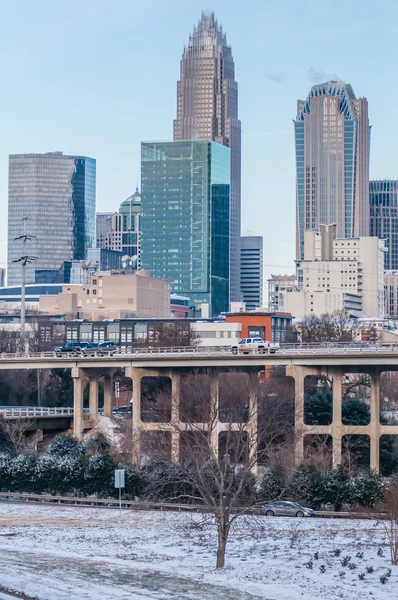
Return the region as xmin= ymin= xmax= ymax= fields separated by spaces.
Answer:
xmin=287 ymin=465 xmax=321 ymax=508
xmin=317 ymin=466 xmax=350 ymax=511
xmin=257 ymin=467 xmax=286 ymax=502
xmin=46 ymin=435 xmax=84 ymax=457
xmin=0 ymin=452 xmax=12 ymax=490
xmin=350 ymin=471 xmax=384 ymax=507
xmin=84 ymin=454 xmax=117 ymax=497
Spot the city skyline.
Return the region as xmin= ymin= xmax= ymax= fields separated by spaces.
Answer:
xmin=0 ymin=1 xmax=397 ymax=287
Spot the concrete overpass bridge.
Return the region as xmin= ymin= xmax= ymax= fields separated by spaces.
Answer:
xmin=1 ymin=344 xmax=398 ymax=472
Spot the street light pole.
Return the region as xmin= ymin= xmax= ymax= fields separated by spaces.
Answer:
xmin=13 ymin=217 xmax=37 ymax=350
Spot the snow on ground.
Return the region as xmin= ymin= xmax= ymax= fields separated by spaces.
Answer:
xmin=0 ymin=502 xmax=396 ymax=600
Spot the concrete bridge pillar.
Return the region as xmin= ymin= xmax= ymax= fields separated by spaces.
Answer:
xmin=72 ymin=367 xmax=84 ymax=439
xmin=127 ymin=367 xmax=144 ymax=464
xmin=89 ymin=376 xmax=99 ymax=421
xmin=370 ymin=369 xmax=381 ymax=473
xmin=286 ymin=365 xmax=307 ymax=465
xmin=248 ymin=381 xmax=258 ymax=475
xmin=103 ymin=369 xmax=115 ymax=418
xmin=210 ymin=374 xmax=220 ymax=460
xmin=331 ymin=370 xmax=343 ymax=468
xmin=171 ymin=372 xmax=181 ymax=463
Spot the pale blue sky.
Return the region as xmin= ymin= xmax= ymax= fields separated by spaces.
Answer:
xmin=1 ymin=0 xmax=397 ymax=285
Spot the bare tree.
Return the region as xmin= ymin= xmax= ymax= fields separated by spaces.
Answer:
xmin=141 ymin=322 xmax=200 ymax=348
xmin=380 ymin=483 xmax=398 ymax=565
xmin=164 ymin=370 xmax=294 ymax=569
xmin=298 ymin=311 xmax=354 ymax=344
xmin=0 ymin=417 xmax=34 ymax=454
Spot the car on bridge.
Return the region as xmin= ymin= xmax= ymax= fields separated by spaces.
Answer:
xmin=231 ymin=338 xmax=279 ymax=355
xmin=81 ymin=341 xmax=116 ymax=357
xmin=55 ymin=342 xmax=90 ymax=357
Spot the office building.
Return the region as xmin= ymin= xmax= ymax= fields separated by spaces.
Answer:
xmin=370 ymin=180 xmax=398 ymax=271
xmin=268 ymin=274 xmax=297 ymax=312
xmin=39 ymin=270 xmax=170 ymax=320
xmin=240 ymin=236 xmax=263 ymax=310
xmin=278 ymin=225 xmax=385 ymax=318
xmin=8 ymin=152 xmax=96 ymax=285
xmin=294 ymin=82 xmax=370 ymax=259
xmin=384 ymin=272 xmax=398 ymax=317
xmin=96 ymin=188 xmax=141 ymax=267
xmin=173 ymin=11 xmax=241 ymax=302
xmin=141 ymin=140 xmax=230 ymax=316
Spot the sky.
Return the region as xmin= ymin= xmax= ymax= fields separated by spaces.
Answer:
xmin=1 ymin=0 xmax=398 ymax=292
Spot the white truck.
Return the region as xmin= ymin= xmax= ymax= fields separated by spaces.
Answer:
xmin=231 ymin=337 xmax=280 ymax=355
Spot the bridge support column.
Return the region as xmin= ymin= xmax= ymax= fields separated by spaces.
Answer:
xmin=370 ymin=370 xmax=381 ymax=473
xmin=171 ymin=372 xmax=181 ymax=463
xmin=89 ymin=376 xmax=99 ymax=421
xmin=248 ymin=380 xmax=258 ymax=475
xmin=332 ymin=370 xmax=343 ymax=468
xmin=210 ymin=374 xmax=219 ymax=460
xmin=72 ymin=368 xmax=84 ymax=439
xmin=287 ymin=365 xmax=306 ymax=465
xmin=128 ymin=367 xmax=144 ymax=464
xmin=103 ymin=370 xmax=115 ymax=418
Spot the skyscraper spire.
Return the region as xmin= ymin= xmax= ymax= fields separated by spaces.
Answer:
xmin=174 ymin=12 xmax=241 ymax=302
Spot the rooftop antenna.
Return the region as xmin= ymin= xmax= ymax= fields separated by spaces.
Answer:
xmin=12 ymin=217 xmax=38 ymax=344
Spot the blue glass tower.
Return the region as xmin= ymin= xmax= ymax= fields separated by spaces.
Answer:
xmin=141 ymin=140 xmax=230 ymax=316
xmin=294 ymin=82 xmax=370 ymax=259
xmin=8 ymin=152 xmax=96 ymax=285
xmin=370 ymin=180 xmax=398 ymax=271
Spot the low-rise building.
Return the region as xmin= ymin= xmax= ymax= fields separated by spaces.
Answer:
xmin=267 ymin=274 xmax=297 ymax=312
xmin=277 ymin=225 xmax=385 ymax=319
xmin=38 ymin=270 xmax=170 ymax=320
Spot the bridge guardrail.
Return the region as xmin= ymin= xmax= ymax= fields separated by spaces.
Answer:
xmin=0 ymin=343 xmax=398 ymax=361
xmin=0 ymin=407 xmax=90 ymax=419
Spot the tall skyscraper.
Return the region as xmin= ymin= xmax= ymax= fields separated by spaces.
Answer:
xmin=8 ymin=152 xmax=96 ymax=285
xmin=294 ymin=81 xmax=370 ymax=259
xmin=370 ymin=180 xmax=398 ymax=271
xmin=173 ymin=11 xmax=241 ymax=302
xmin=141 ymin=140 xmax=230 ymax=316
xmin=240 ymin=236 xmax=263 ymax=310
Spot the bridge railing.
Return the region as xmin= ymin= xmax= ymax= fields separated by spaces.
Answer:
xmin=0 ymin=406 xmax=80 ymax=418
xmin=0 ymin=342 xmax=398 ymax=360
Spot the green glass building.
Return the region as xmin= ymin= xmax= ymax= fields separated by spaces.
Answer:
xmin=141 ymin=140 xmax=230 ymax=316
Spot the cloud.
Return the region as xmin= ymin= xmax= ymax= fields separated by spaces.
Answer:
xmin=264 ymin=70 xmax=286 ymax=83
xmin=307 ymin=67 xmax=342 ymax=84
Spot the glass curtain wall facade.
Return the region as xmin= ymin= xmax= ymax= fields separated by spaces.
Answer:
xmin=8 ymin=152 xmax=96 ymax=285
xmin=141 ymin=140 xmax=230 ymax=316
xmin=294 ymin=82 xmax=370 ymax=259
xmin=173 ymin=11 xmax=241 ymax=303
xmin=370 ymin=180 xmax=398 ymax=271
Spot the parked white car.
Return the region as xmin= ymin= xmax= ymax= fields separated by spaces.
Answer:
xmin=231 ymin=338 xmax=280 ymax=355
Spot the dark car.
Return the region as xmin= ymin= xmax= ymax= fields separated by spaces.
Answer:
xmin=81 ymin=341 xmax=116 ymax=357
xmin=55 ymin=341 xmax=89 ymax=357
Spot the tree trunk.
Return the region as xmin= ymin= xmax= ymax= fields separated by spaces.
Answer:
xmin=216 ymin=525 xmax=228 ymax=568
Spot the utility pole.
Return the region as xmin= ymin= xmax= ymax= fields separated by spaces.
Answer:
xmin=12 ymin=217 xmax=37 ymax=349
